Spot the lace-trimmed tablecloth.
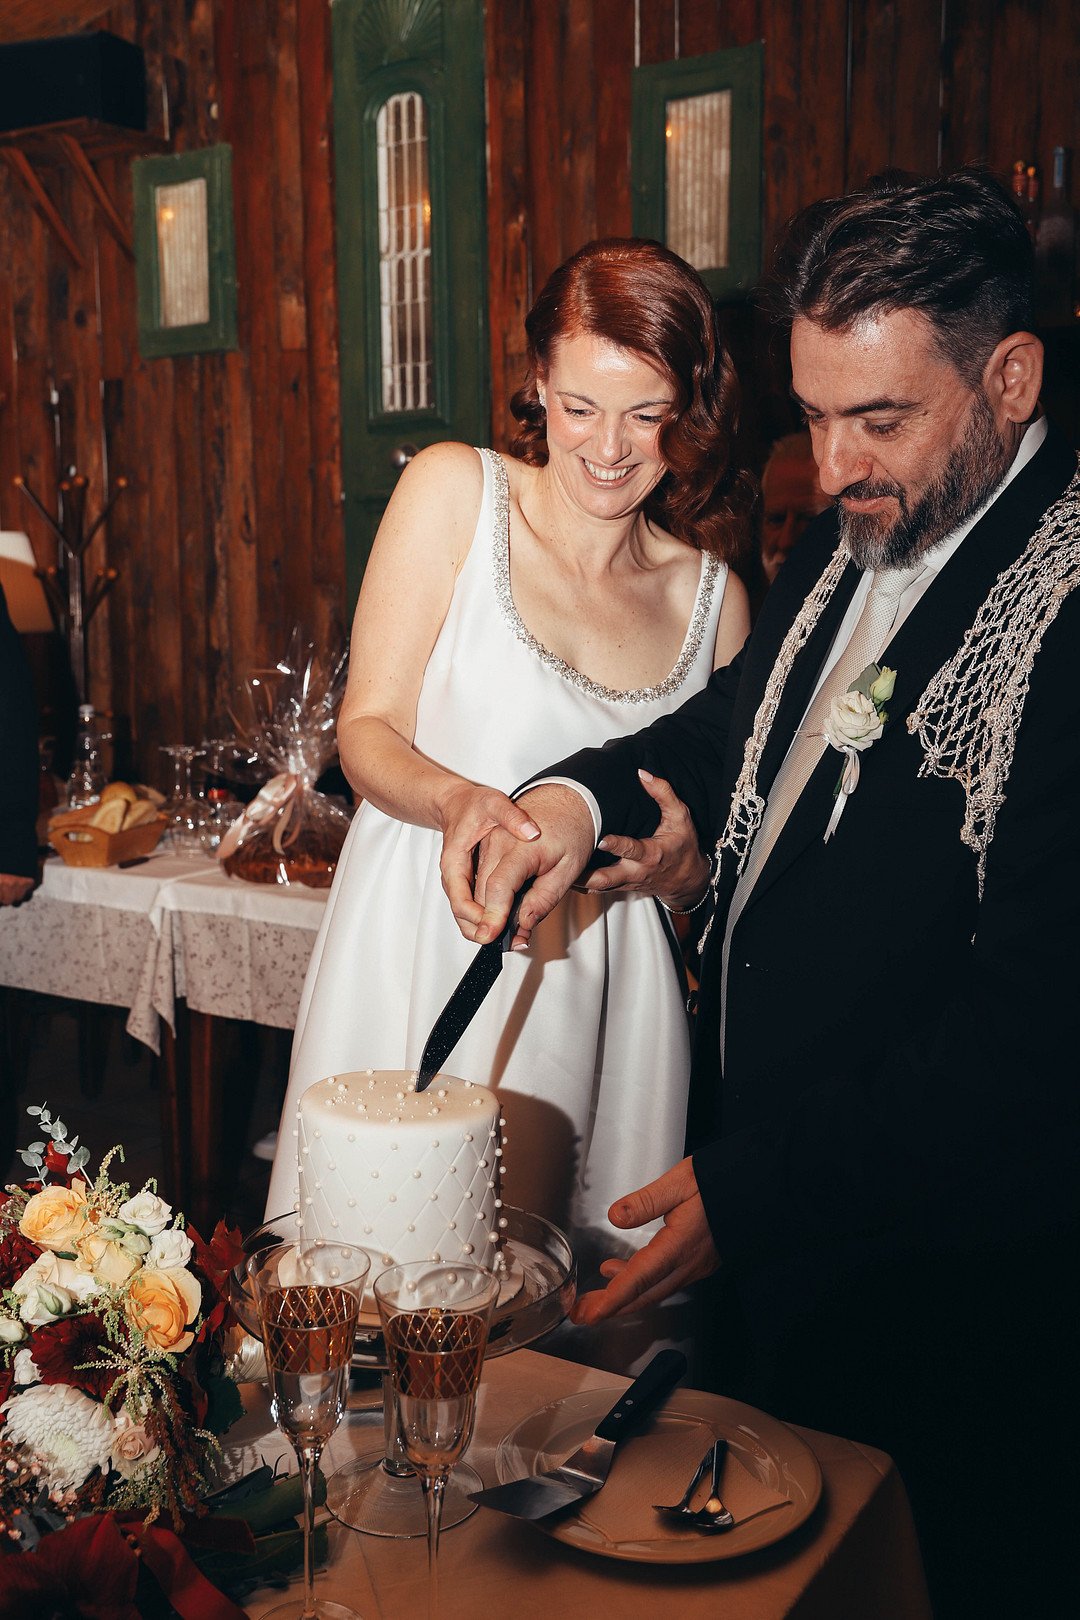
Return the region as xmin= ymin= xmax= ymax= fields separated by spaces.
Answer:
xmin=0 ymin=854 xmax=327 ymax=1052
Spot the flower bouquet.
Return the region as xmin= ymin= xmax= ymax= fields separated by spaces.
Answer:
xmin=218 ymin=626 xmax=351 ymax=887
xmin=0 ymin=1106 xmax=331 ymax=1616
xmin=0 ymin=1104 xmax=245 ymax=1527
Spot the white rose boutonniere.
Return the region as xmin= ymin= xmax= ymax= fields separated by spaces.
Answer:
xmin=821 ymin=663 xmax=897 ymax=841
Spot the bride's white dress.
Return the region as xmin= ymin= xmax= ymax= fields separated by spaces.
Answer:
xmin=267 ymin=448 xmax=728 ymax=1262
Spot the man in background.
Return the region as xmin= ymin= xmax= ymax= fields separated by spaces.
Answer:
xmin=759 ymin=429 xmax=828 ymax=585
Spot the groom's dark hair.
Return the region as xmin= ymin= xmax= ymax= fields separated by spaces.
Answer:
xmin=763 ymin=168 xmax=1034 ymax=388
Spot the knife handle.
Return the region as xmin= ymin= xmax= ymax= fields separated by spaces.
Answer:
xmin=593 ymin=1348 xmax=687 ymax=1443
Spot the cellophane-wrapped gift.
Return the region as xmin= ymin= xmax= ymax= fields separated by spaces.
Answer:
xmin=218 ymin=629 xmax=351 ymax=887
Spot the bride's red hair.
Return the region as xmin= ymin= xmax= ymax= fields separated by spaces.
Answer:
xmin=509 ymin=238 xmax=750 ymax=556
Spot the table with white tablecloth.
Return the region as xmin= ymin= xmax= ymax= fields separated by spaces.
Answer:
xmin=0 ymin=852 xmax=327 ymax=1219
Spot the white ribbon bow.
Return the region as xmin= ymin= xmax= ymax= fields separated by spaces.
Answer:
xmin=216 ymin=772 xmax=302 ymax=861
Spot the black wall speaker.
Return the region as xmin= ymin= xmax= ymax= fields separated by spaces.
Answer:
xmin=0 ymin=31 xmax=146 ymax=135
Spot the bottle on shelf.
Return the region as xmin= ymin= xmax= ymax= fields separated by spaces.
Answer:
xmin=65 ymin=704 xmax=106 ymax=809
xmin=1035 ymin=146 xmax=1077 ymax=325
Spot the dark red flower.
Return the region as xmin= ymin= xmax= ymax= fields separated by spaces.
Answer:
xmin=31 ymin=1313 xmax=121 ymax=1403
xmin=0 ymin=1364 xmax=12 ymax=1425
xmin=43 ymin=1143 xmax=70 ymax=1177
xmin=189 ymin=1220 xmax=244 ymax=1305
xmin=0 ymin=1221 xmax=39 ymax=1292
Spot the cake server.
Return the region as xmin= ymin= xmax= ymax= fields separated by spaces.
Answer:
xmin=467 ymin=1349 xmax=688 ymax=1520
xmin=414 ymin=881 xmax=532 ymax=1093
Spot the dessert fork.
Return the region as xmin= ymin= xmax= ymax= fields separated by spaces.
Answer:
xmin=654 ymin=1436 xmax=734 ymax=1528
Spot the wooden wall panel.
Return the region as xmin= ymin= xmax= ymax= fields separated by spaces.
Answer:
xmin=485 ymin=0 xmax=531 ymax=453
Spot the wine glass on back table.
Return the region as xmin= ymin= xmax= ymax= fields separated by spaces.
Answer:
xmin=249 ymin=1241 xmax=371 ymax=1620
xmin=375 ymin=1262 xmax=499 ymax=1620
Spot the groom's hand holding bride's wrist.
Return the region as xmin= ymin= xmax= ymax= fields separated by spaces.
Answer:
xmin=581 ymin=768 xmax=710 ymax=909
xmin=571 ymin=1157 xmax=721 ymax=1324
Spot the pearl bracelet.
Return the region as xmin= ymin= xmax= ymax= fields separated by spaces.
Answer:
xmin=656 ymin=883 xmax=711 ymax=916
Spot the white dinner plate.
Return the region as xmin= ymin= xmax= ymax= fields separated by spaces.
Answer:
xmin=493 ymin=1386 xmax=823 ymax=1564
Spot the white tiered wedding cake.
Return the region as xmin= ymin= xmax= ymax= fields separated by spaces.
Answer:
xmin=295 ymin=1069 xmax=504 ymax=1270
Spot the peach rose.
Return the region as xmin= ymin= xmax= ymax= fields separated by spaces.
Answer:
xmin=124 ymin=1268 xmax=202 ymax=1354
xmin=75 ymin=1227 xmax=141 ymax=1287
xmin=110 ymin=1407 xmax=161 ymax=1480
xmin=19 ymin=1182 xmax=88 ymax=1253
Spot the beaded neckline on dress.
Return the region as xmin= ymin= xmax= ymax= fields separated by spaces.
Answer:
xmin=482 ymin=447 xmax=721 ymax=706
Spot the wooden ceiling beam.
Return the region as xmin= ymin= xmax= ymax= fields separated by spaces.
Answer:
xmin=56 ymin=130 xmax=133 ymax=258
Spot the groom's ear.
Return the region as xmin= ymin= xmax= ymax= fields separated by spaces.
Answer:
xmin=981 ymin=331 xmax=1043 ymax=425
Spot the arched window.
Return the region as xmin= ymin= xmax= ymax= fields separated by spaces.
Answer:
xmin=376 ymin=92 xmax=434 ymax=412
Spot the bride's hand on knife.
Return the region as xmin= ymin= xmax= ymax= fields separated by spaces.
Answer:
xmin=436 ymin=778 xmax=544 ymax=934
xmin=443 ymin=784 xmax=597 ymax=946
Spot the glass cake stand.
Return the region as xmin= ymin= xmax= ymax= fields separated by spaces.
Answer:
xmin=232 ymin=1206 xmax=575 ymax=1539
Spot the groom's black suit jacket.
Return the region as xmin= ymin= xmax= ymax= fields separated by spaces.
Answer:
xmin=546 ymin=426 xmax=1080 ymax=1599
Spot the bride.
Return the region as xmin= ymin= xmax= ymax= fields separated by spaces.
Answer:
xmin=267 ymin=238 xmax=750 ymax=1353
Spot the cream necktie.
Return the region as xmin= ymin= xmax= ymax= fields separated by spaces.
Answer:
xmin=720 ymin=561 xmax=925 ymax=1064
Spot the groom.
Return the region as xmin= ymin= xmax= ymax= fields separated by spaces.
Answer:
xmin=448 ymin=171 xmax=1080 ymax=1616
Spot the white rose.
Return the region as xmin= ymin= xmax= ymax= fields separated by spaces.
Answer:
xmin=13 ymin=1252 xmax=97 ymax=1319
xmin=0 ymin=1315 xmax=26 ymax=1345
xmin=146 ymin=1227 xmax=193 ymax=1272
xmin=1 ymin=1383 xmax=113 ymax=1490
xmin=12 ymin=1254 xmax=74 ymax=1325
xmin=117 ymin=1191 xmax=173 ymax=1236
xmin=110 ymin=1407 xmax=161 ymax=1480
xmin=13 ymin=1347 xmax=39 ymax=1385
xmin=823 ymin=690 xmax=885 ymax=752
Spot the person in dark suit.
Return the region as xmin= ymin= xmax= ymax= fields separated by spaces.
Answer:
xmin=0 ymin=581 xmax=38 ymax=906
xmin=447 ymin=171 xmax=1080 ymax=1617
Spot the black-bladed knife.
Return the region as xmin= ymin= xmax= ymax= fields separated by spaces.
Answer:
xmin=415 ymin=882 xmax=532 ymax=1093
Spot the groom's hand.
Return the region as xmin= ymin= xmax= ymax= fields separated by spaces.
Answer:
xmin=443 ymin=784 xmax=596 ymax=945
xmin=571 ymin=1157 xmax=720 ymax=1322
xmin=581 ymin=769 xmax=710 ymax=908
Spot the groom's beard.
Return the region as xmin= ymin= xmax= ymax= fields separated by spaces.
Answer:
xmin=837 ymin=391 xmax=1012 ymax=570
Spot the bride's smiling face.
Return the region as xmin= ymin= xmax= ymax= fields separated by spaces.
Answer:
xmin=539 ymin=331 xmax=675 ymax=518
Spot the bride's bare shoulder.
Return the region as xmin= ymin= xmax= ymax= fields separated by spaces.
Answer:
xmin=398 ymin=441 xmax=486 ymax=500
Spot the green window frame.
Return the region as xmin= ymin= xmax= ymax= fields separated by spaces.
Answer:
xmin=332 ymin=0 xmax=489 ymax=604
xmin=631 ymin=44 xmax=764 ymax=301
xmin=132 ymin=144 xmax=238 ymax=358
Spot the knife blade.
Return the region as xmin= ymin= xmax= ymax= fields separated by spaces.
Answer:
xmin=467 ymin=1348 xmax=687 ymax=1520
xmin=414 ymin=881 xmax=532 ymax=1093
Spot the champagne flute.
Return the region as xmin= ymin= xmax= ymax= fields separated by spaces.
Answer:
xmin=249 ymin=1241 xmax=371 ymax=1620
xmin=159 ymin=743 xmax=206 ymax=855
xmin=374 ymin=1262 xmax=499 ymax=1620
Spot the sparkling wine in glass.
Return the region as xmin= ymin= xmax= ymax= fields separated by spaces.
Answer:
xmin=250 ymin=1241 xmax=371 ymax=1620
xmin=375 ymin=1263 xmax=499 ymax=1620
